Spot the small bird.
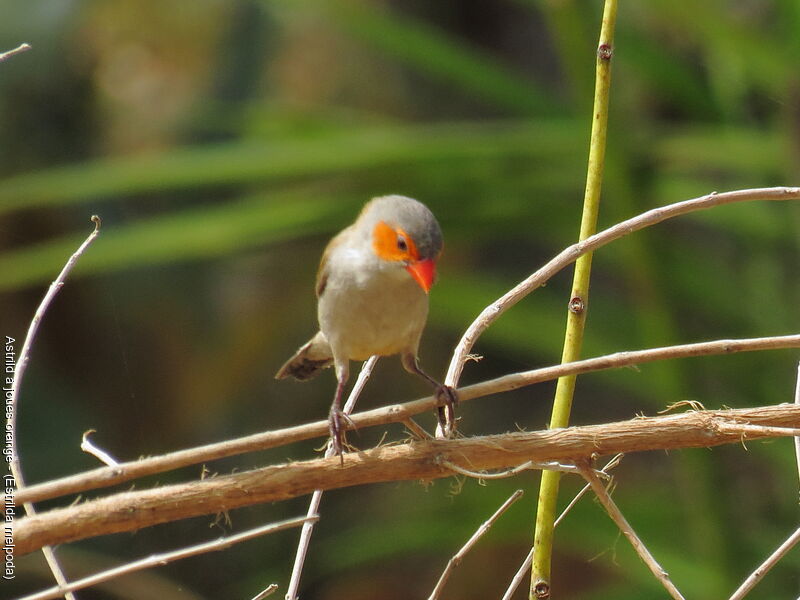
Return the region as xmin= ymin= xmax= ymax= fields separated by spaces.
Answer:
xmin=276 ymin=195 xmax=457 ymax=457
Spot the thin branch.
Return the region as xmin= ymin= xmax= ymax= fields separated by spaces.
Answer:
xmin=0 ymin=42 xmax=31 ymax=63
xmin=8 ymin=216 xmax=101 ymax=600
xmin=444 ymin=186 xmax=800 ymax=390
xmin=16 ymin=515 xmax=315 ymax=600
xmin=403 ymin=417 xmax=433 ymax=441
xmin=504 ymin=546 xmax=533 ymax=598
xmin=578 ymin=464 xmax=685 ymax=600
xmin=727 ymin=526 xmax=800 ymax=600
xmin=795 ymin=362 xmax=800 ymax=487
xmin=9 ymin=215 xmax=103 ymax=495
xmin=427 ymin=489 xmax=524 ymax=600
xmin=501 ymin=454 xmax=624 ymax=600
xmin=726 ymin=365 xmax=800 ymax=600
xmin=80 ymin=430 xmax=119 ymax=466
xmin=504 ymin=538 xmax=547 ymax=600
xmin=283 ymin=356 xmax=378 ymax=600
xmin=438 ymin=458 xmax=587 ymax=479
xmin=713 ymin=423 xmax=800 ymax=438
xmin=7 ymin=216 xmax=102 ymax=451
xmin=251 ymin=584 xmax=279 ymax=600
xmin=12 ymin=404 xmax=800 ymax=556
xmin=13 ymin=332 xmax=800 ymax=507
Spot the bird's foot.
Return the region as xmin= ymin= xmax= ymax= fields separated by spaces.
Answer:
xmin=329 ymin=409 xmax=345 ymax=460
xmin=435 ymin=385 xmax=459 ymax=439
xmin=328 ymin=408 xmax=355 ymax=462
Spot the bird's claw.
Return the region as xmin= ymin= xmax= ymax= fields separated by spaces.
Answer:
xmin=329 ymin=409 xmax=345 ymax=460
xmin=435 ymin=385 xmax=459 ymax=438
xmin=329 ymin=409 xmax=356 ymax=462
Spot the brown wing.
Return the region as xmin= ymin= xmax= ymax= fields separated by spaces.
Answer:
xmin=315 ymin=225 xmax=353 ymax=297
xmin=275 ymin=331 xmax=333 ymax=380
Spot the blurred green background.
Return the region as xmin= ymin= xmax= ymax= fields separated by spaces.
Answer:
xmin=2 ymin=1 xmax=799 ymax=598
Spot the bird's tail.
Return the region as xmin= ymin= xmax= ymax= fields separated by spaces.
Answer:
xmin=275 ymin=331 xmax=334 ymax=381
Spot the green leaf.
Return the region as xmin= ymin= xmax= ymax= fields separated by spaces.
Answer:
xmin=0 ymin=120 xmax=582 ymax=215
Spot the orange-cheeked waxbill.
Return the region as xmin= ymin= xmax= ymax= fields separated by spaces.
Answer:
xmin=276 ymin=195 xmax=457 ymax=457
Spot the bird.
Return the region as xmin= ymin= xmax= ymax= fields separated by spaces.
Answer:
xmin=275 ymin=194 xmax=457 ymax=458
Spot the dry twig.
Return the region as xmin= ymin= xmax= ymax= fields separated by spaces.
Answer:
xmin=80 ymin=430 xmax=119 ymax=466
xmin=578 ymin=463 xmax=685 ymax=600
xmin=250 ymin=584 xmax=279 ymax=600
xmin=438 ymin=458 xmax=586 ymax=479
xmin=725 ymin=363 xmax=800 ymax=600
xmin=500 ymin=454 xmax=623 ymax=600
xmin=283 ymin=356 xmax=379 ymax=600
xmin=403 ymin=417 xmax=433 ymax=440
xmin=17 ymin=515 xmax=314 ymax=600
xmin=713 ymin=423 xmax=800 ymax=438
xmin=7 ymin=216 xmax=101 ymax=599
xmin=795 ymin=362 xmax=800 ymax=487
xmin=428 ymin=489 xmax=524 ymax=600
xmin=11 ymin=403 xmax=800 ymax=556
xmin=12 ymin=332 xmax=800 ymax=507
xmin=727 ymin=526 xmax=800 ymax=600
xmin=0 ymin=42 xmax=31 ymax=63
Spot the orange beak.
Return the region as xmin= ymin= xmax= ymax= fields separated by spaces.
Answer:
xmin=405 ymin=258 xmax=436 ymax=294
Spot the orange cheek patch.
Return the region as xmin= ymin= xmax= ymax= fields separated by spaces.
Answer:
xmin=372 ymin=221 xmax=420 ymax=262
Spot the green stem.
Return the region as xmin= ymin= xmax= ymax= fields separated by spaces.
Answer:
xmin=530 ymin=1 xmax=618 ymax=598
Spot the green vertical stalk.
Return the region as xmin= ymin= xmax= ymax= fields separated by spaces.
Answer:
xmin=530 ymin=1 xmax=618 ymax=598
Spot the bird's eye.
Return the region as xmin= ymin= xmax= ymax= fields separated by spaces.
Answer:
xmin=396 ymin=235 xmax=408 ymax=252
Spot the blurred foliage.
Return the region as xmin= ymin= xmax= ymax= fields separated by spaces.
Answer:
xmin=1 ymin=1 xmax=799 ymax=599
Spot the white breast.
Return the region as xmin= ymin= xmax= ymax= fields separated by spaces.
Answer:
xmin=317 ymin=244 xmax=429 ymax=362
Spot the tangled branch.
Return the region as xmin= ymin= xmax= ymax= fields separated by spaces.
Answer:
xmin=7 ymin=188 xmax=800 ymax=599
xmin=445 ymin=186 xmax=800 ymax=388
xmin=12 ymin=331 xmax=800 ymax=507
xmin=12 ymin=402 xmax=800 ymax=556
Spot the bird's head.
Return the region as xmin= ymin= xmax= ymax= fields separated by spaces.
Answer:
xmin=360 ymin=195 xmax=443 ymax=294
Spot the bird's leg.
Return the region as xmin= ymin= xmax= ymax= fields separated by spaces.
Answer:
xmin=329 ymin=362 xmax=350 ymax=461
xmin=401 ymin=354 xmax=459 ymax=438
